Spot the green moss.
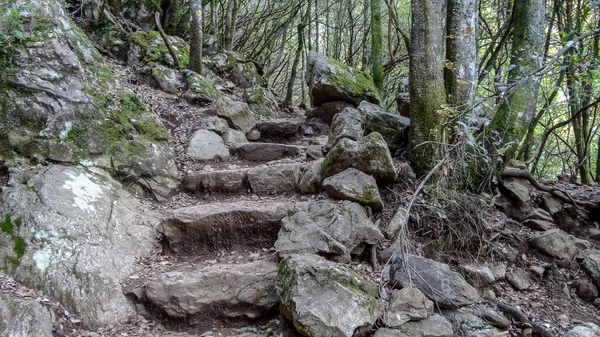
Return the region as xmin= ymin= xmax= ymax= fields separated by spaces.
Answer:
xmin=1 ymin=215 xmax=26 ymax=267
xmin=134 ymin=116 xmax=169 ymax=141
xmin=325 ymin=56 xmax=379 ymax=97
xmin=129 ymin=31 xmax=190 ymax=68
xmin=359 ymin=187 xmax=377 ymax=204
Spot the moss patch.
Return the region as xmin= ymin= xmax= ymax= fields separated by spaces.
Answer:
xmin=129 ymin=31 xmax=189 ymax=68
xmin=1 ymin=214 xmax=26 ymax=267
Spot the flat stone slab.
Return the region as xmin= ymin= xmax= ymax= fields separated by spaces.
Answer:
xmin=183 ymin=169 xmax=249 ymax=193
xmin=256 ymin=118 xmax=304 ymax=138
xmin=163 ymin=200 xmax=297 ymax=254
xmin=248 ymin=163 xmax=304 ymax=194
xmin=231 ymin=143 xmax=304 ymax=162
xmin=322 ymin=168 xmax=384 ymax=211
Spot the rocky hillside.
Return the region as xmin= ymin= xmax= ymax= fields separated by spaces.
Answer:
xmin=1 ymin=1 xmax=600 ymax=337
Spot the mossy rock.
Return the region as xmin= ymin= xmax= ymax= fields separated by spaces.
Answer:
xmin=244 ymin=86 xmax=279 ymax=117
xmin=0 ymin=0 xmax=179 ymax=199
xmin=152 ymin=65 xmax=185 ymax=94
xmin=128 ymin=30 xmax=190 ymax=68
xmin=307 ymin=51 xmax=380 ymax=107
xmin=183 ymin=69 xmax=223 ymax=102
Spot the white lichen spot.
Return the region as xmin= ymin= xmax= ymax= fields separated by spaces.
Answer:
xmin=79 ymin=159 xmax=95 ymax=167
xmin=62 ymin=172 xmax=105 ymax=213
xmin=59 ymin=121 xmax=73 ymax=140
xmin=33 ymin=247 xmax=53 ymax=271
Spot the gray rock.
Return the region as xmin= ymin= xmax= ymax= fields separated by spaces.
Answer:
xmin=246 ymin=129 xmax=262 ymax=140
xmin=527 ymin=208 xmax=554 ymax=222
xmin=306 ymin=51 xmax=380 ymax=107
xmin=323 ymin=168 xmax=383 ymax=211
xmin=307 ymin=101 xmax=354 ymax=124
xmin=383 ymin=287 xmax=433 ymax=327
xmin=489 ymin=263 xmax=507 ymax=280
xmin=217 ymin=97 xmax=257 ymax=134
xmin=573 ymin=279 xmax=598 ymax=302
xmin=500 ymin=178 xmax=531 ymax=204
xmin=565 ymin=323 xmax=600 ymax=337
xmin=144 ymin=259 xmax=278 ymax=320
xmin=580 ymin=249 xmax=600 ymax=287
xmin=462 ymin=306 xmax=511 ymax=329
xmin=307 ymin=145 xmax=324 ymax=160
xmin=277 ymin=254 xmax=380 ymax=337
xmin=0 ymin=0 xmax=178 ymax=198
xmin=529 ymin=229 xmax=591 ymax=260
xmin=183 ymin=69 xmax=222 ymax=102
xmin=326 ymin=107 xmax=365 ymax=150
xmin=231 ymin=143 xmax=304 ymax=162
xmin=198 ymin=116 xmax=230 ymax=135
xmin=275 ymin=201 xmax=384 ymax=263
xmin=506 ymin=268 xmax=533 ymax=290
xmin=442 ymin=310 xmax=499 ymax=337
xmin=187 ymin=130 xmax=230 ymax=162
xmin=222 ymin=129 xmax=249 ymax=146
xmin=299 ymin=159 xmax=323 ymax=194
xmin=0 ymin=165 xmax=161 ymax=327
xmin=244 ymin=86 xmax=279 ymax=117
xmin=152 ymin=65 xmax=184 ymax=94
xmin=256 ymin=118 xmax=304 ymax=138
xmin=229 ymin=62 xmax=267 ymax=89
xmin=322 ymin=132 xmax=397 ymax=181
xmin=375 ymin=314 xmax=453 ymax=337
xmin=183 ymin=169 xmax=249 ymax=193
xmin=0 ymin=295 xmax=53 ymax=337
xmin=389 ymin=254 xmax=480 ymax=308
xmin=521 ymin=219 xmax=555 ymax=231
xmin=386 ymin=208 xmax=409 ymax=239
xmin=542 ymin=194 xmax=563 ymax=216
xmin=163 ymin=201 xmax=294 ymax=254
xmin=459 ymin=264 xmax=495 ymax=287
xmin=248 ymin=163 xmax=303 ymax=194
xmin=358 ymin=101 xmax=410 ymax=150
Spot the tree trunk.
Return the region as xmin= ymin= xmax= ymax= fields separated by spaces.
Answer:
xmin=189 ymin=0 xmax=203 ymax=74
xmin=371 ymin=0 xmax=383 ymax=90
xmin=362 ymin=0 xmax=370 ymax=71
xmin=445 ymin=0 xmax=477 ymax=108
xmin=487 ymin=0 xmax=545 ymax=165
xmin=409 ymin=0 xmax=448 ymax=176
xmin=284 ymin=0 xmax=312 ymax=107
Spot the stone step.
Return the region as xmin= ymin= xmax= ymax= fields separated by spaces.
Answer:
xmin=183 ymin=161 xmax=310 ymax=195
xmin=126 ymin=258 xmax=279 ymax=326
xmin=230 ymin=142 xmax=306 ymax=162
xmin=162 ymin=200 xmax=304 ymax=254
xmin=255 ymin=118 xmax=305 ymax=139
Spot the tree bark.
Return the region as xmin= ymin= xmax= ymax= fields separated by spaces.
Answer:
xmin=371 ymin=0 xmax=383 ymax=90
xmin=189 ymin=0 xmax=203 ymax=74
xmin=487 ymin=0 xmax=545 ymax=165
xmin=284 ymin=0 xmax=312 ymax=107
xmin=445 ymin=0 xmax=477 ymax=108
xmin=409 ymin=0 xmax=448 ymax=176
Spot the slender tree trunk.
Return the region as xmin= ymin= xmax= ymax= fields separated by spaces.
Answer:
xmin=315 ymin=0 xmax=319 ymax=53
xmin=445 ymin=0 xmax=477 ymax=108
xmin=326 ymin=0 xmax=330 ymax=56
xmin=409 ymin=0 xmax=447 ymax=176
xmin=284 ymin=0 xmax=312 ymax=107
xmin=487 ymin=0 xmax=545 ymax=165
xmin=189 ymin=0 xmax=203 ymax=74
xmin=362 ymin=0 xmax=370 ymax=71
xmin=371 ymin=0 xmax=383 ymax=90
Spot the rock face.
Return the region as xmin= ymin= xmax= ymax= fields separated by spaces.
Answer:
xmin=0 ymin=165 xmax=161 ymax=327
xmin=143 ymin=259 xmax=279 ymax=320
xmin=183 ymin=69 xmax=223 ymax=102
xmin=307 ymin=101 xmax=354 ymax=124
xmin=187 ymin=130 xmax=230 ymax=161
xmin=306 ymin=51 xmax=380 ymax=107
xmin=0 ymin=295 xmax=53 ymax=337
xmin=276 ymin=254 xmax=380 ymax=337
xmin=375 ymin=315 xmax=453 ymax=337
xmin=580 ymin=249 xmax=600 ymax=287
xmin=326 ymin=107 xmax=365 ymax=150
xmin=389 ymin=255 xmax=480 ymax=308
xmin=0 ymin=0 xmax=179 ymax=199
xmin=217 ymin=97 xmax=257 ymax=134
xmin=529 ymin=229 xmax=591 ymax=260
xmin=357 ymin=101 xmax=410 ymax=150
xmin=383 ymin=287 xmax=433 ymax=327
xmin=299 ymin=159 xmax=324 ymax=194
xmin=322 ymin=132 xmax=397 ymax=181
xmin=275 ymin=201 xmax=384 ymax=262
xmin=500 ymin=178 xmax=531 ymax=204
xmin=128 ymin=30 xmax=189 ymax=67
xmin=163 ymin=201 xmax=294 ymax=254
xmin=244 ymin=86 xmax=279 ymax=117
xmin=322 ymin=168 xmax=384 ymax=211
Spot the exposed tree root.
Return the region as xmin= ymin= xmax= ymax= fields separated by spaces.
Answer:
xmin=502 ymin=168 xmax=599 ymax=208
xmin=491 ymin=300 xmax=555 ymax=337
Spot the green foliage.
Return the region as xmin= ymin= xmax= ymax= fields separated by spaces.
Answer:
xmin=1 ymin=214 xmax=26 ymax=267
xmin=0 ymin=9 xmax=26 ymax=51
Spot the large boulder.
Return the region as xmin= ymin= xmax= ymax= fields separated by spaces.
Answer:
xmin=244 ymin=86 xmax=279 ymax=117
xmin=142 ymin=259 xmax=279 ymax=320
xmin=307 ymin=101 xmax=355 ymax=124
xmin=0 ymin=295 xmax=53 ymax=337
xmin=275 ymin=201 xmax=384 ymax=263
xmin=276 ymin=254 xmax=380 ymax=337
xmin=322 ymin=132 xmax=397 ymax=181
xmin=187 ymin=129 xmax=230 ymax=162
xmin=0 ymin=165 xmax=161 ymax=327
xmin=389 ymin=254 xmax=480 ymax=308
xmin=357 ymin=101 xmax=410 ymax=150
xmin=323 ymin=168 xmax=384 ymax=211
xmin=529 ymin=229 xmax=591 ymax=260
xmin=216 ymin=96 xmax=257 ymax=134
xmin=152 ymin=65 xmax=185 ymax=94
xmin=206 ymin=52 xmax=266 ymax=88
xmin=306 ymin=51 xmax=380 ymax=107
xmin=183 ymin=69 xmax=223 ymax=103
xmin=326 ymin=107 xmax=365 ymax=150
xmin=383 ymin=287 xmax=433 ymax=327
xmin=0 ymin=1 xmax=179 ymax=200
xmin=442 ymin=310 xmax=499 ymax=337
xmin=128 ymin=30 xmax=189 ymax=67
